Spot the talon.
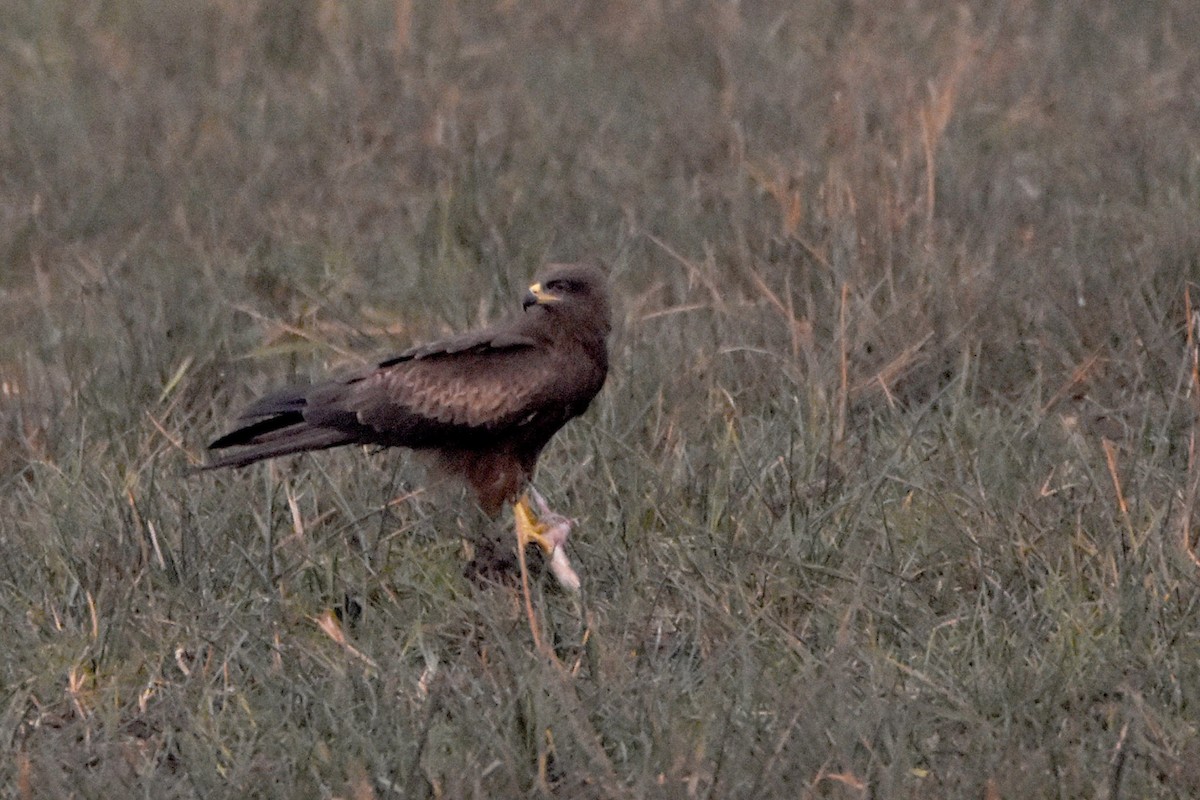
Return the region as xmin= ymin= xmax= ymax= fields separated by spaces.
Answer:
xmin=514 ymin=492 xmax=556 ymax=554
xmin=513 ymin=489 xmax=582 ymax=592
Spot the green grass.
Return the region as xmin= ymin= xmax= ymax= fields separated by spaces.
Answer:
xmin=3 ymin=0 xmax=1200 ymax=797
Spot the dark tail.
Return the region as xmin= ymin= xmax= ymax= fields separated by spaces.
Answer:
xmin=204 ymin=386 xmax=356 ymax=469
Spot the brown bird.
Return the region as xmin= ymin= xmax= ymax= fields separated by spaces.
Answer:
xmin=205 ymin=262 xmax=611 ymax=588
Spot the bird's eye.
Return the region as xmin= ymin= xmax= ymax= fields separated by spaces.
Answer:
xmin=545 ymin=279 xmax=563 ymax=291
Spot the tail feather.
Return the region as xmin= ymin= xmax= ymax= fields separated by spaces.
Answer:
xmin=235 ymin=384 xmax=312 ymax=420
xmin=208 ymin=411 xmax=305 ymax=449
xmin=207 ymin=384 xmax=356 ymax=469
xmin=203 ymin=424 xmax=355 ymax=469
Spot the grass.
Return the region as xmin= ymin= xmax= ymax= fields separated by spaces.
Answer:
xmin=3 ymin=0 xmax=1200 ymax=797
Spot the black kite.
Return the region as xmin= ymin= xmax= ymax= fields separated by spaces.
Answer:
xmin=205 ymin=263 xmax=611 ymax=589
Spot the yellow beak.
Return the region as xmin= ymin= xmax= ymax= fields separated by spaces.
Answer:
xmin=522 ymin=282 xmax=561 ymax=310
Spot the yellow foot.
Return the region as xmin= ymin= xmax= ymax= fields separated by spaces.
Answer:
xmin=514 ymin=492 xmax=555 ymax=554
xmin=513 ymin=489 xmax=581 ymax=592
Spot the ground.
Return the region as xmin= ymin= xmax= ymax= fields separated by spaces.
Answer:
xmin=2 ymin=1 xmax=1200 ymax=798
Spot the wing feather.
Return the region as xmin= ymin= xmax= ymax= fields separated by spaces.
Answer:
xmin=379 ymin=326 xmax=540 ymax=365
xmin=349 ymin=342 xmax=572 ymax=434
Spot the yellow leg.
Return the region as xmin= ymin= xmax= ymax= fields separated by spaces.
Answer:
xmin=513 ymin=492 xmax=546 ymax=650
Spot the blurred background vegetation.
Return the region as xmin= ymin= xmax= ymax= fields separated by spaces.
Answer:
xmin=2 ymin=0 xmax=1200 ymax=797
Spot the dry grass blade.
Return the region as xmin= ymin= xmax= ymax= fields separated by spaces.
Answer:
xmin=312 ymin=610 xmax=379 ymax=671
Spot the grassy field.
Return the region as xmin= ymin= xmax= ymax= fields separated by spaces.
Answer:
xmin=3 ymin=1 xmax=1200 ymax=797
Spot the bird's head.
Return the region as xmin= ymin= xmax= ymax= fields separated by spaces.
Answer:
xmin=522 ymin=263 xmax=611 ymax=333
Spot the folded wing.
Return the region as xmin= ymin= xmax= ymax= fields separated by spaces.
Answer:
xmin=206 ymin=328 xmax=572 ymax=469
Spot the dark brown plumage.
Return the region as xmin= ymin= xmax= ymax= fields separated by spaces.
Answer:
xmin=205 ymin=263 xmax=611 ymax=515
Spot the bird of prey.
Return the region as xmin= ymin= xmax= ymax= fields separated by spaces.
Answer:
xmin=204 ymin=262 xmax=610 ymax=590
